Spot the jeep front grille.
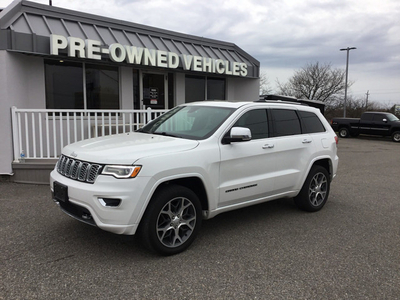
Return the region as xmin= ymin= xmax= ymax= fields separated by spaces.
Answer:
xmin=57 ymin=155 xmax=103 ymax=184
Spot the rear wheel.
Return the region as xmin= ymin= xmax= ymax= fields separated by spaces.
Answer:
xmin=392 ymin=131 xmax=400 ymax=142
xmin=139 ymin=184 xmax=202 ymax=255
xmin=338 ymin=127 xmax=350 ymax=138
xmin=294 ymin=165 xmax=330 ymax=212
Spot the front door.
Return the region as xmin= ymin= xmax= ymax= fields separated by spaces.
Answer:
xmin=142 ymin=73 xmax=166 ymax=109
xmin=370 ymin=114 xmax=391 ymax=136
xmin=219 ymin=109 xmax=276 ymax=207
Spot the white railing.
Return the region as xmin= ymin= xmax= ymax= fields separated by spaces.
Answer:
xmin=11 ymin=107 xmax=168 ymax=161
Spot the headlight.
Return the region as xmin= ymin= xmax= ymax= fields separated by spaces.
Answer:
xmin=102 ymin=165 xmax=142 ymax=179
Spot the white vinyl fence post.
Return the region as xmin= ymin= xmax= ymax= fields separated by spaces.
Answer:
xmin=11 ymin=106 xmax=21 ymax=162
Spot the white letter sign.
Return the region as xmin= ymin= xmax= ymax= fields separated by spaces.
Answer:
xmin=49 ymin=35 xmax=249 ymax=77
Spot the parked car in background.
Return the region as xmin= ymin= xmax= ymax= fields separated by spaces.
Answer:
xmin=331 ymin=112 xmax=400 ymax=142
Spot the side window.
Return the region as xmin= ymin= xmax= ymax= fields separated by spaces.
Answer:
xmin=298 ymin=111 xmax=326 ymax=133
xmin=361 ymin=113 xmax=374 ymax=121
xmin=372 ymin=114 xmax=385 ymax=122
xmin=233 ymin=109 xmax=268 ymax=139
xmin=270 ymin=109 xmax=301 ymax=137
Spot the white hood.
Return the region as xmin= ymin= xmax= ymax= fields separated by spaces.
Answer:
xmin=62 ymin=132 xmax=199 ymax=165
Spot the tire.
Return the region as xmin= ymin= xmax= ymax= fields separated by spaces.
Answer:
xmin=138 ymin=184 xmax=202 ymax=255
xmin=294 ymin=165 xmax=330 ymax=212
xmin=392 ymin=131 xmax=400 ymax=142
xmin=338 ymin=127 xmax=350 ymax=138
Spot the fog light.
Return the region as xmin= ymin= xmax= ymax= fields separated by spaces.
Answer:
xmin=82 ymin=213 xmax=92 ymax=220
xmin=98 ymin=198 xmax=121 ymax=207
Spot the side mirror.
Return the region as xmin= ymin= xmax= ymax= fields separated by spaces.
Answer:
xmin=223 ymin=127 xmax=252 ymax=144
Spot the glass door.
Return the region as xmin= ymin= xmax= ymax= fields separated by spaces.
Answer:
xmin=142 ymin=73 xmax=166 ymax=109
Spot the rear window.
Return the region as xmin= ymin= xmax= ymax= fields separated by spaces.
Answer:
xmin=270 ymin=109 xmax=301 ymax=137
xmin=298 ymin=111 xmax=326 ymax=133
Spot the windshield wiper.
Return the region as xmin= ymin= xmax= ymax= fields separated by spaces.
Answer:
xmin=153 ymin=132 xmax=182 ymax=138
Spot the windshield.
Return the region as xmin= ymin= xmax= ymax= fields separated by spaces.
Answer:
xmin=139 ymin=105 xmax=235 ymax=140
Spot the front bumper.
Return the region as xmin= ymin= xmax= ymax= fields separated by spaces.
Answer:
xmin=50 ymin=170 xmax=154 ymax=235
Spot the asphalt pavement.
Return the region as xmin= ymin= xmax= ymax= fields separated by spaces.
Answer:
xmin=1 ymin=136 xmax=399 ymax=299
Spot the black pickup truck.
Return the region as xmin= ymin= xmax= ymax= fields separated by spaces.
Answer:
xmin=331 ymin=112 xmax=400 ymax=142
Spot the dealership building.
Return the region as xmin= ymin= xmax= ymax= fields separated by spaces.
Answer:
xmin=0 ymin=0 xmax=260 ymax=183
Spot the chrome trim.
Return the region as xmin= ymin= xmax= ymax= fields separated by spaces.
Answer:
xmin=57 ymin=155 xmax=103 ymax=184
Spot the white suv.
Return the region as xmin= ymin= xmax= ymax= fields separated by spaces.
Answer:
xmin=51 ymin=101 xmax=339 ymax=255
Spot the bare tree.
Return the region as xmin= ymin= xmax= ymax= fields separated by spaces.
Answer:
xmin=324 ymin=94 xmax=394 ymax=121
xmin=276 ymin=62 xmax=350 ymax=105
xmin=259 ymin=72 xmax=272 ymax=95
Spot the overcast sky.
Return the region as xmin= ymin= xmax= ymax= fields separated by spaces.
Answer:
xmin=1 ymin=0 xmax=399 ymax=105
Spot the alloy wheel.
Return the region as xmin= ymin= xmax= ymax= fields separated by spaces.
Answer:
xmin=308 ymin=172 xmax=328 ymax=207
xmin=156 ymin=197 xmax=197 ymax=248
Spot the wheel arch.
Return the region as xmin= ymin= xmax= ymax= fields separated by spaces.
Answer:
xmin=311 ymin=158 xmax=333 ymax=181
xmin=153 ymin=177 xmax=209 ymax=212
xmin=390 ymin=127 xmax=400 ymax=133
xmin=298 ymin=157 xmax=333 ymax=190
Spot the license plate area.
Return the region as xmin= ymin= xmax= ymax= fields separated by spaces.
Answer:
xmin=54 ymin=181 xmax=68 ymax=203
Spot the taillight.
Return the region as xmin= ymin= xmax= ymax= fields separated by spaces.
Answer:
xmin=335 ymin=135 xmax=339 ymax=145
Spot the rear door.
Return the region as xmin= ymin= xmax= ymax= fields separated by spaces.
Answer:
xmin=268 ymin=108 xmax=316 ymax=193
xmin=359 ymin=113 xmax=373 ymax=134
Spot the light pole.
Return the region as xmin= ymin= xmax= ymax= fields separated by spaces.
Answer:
xmin=340 ymin=47 xmax=356 ymax=117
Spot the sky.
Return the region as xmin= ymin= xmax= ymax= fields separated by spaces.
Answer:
xmin=1 ymin=0 xmax=399 ymax=105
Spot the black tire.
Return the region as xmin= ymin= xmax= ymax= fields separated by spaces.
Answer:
xmin=338 ymin=127 xmax=350 ymax=138
xmin=391 ymin=131 xmax=400 ymax=142
xmin=138 ymin=184 xmax=202 ymax=255
xmin=294 ymin=165 xmax=330 ymax=212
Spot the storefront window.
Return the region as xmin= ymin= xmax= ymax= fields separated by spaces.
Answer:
xmin=86 ymin=64 xmax=119 ymax=109
xmin=207 ymin=77 xmax=225 ymax=100
xmin=185 ymin=75 xmax=225 ymax=102
xmin=45 ymin=60 xmax=119 ymax=110
xmin=185 ymin=75 xmax=205 ymax=103
xmin=45 ymin=60 xmax=84 ymax=109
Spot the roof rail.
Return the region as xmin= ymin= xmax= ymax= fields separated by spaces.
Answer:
xmin=258 ymin=95 xmax=298 ymax=101
xmin=256 ymin=94 xmax=325 ymax=114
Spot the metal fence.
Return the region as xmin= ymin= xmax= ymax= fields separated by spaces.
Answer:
xmin=11 ymin=107 xmax=168 ymax=161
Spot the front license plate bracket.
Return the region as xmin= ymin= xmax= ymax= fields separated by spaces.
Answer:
xmin=54 ymin=181 xmax=68 ymax=203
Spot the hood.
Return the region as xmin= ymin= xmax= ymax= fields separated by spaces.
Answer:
xmin=62 ymin=132 xmax=199 ymax=165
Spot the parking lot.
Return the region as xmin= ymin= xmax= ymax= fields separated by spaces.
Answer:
xmin=1 ymin=136 xmax=399 ymax=299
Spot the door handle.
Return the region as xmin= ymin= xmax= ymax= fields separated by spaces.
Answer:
xmin=302 ymin=139 xmax=312 ymax=144
xmin=262 ymin=144 xmax=274 ymax=149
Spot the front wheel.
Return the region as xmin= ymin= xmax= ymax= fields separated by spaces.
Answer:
xmin=294 ymin=166 xmax=330 ymax=212
xmin=392 ymin=131 xmax=400 ymax=142
xmin=138 ymin=185 xmax=202 ymax=255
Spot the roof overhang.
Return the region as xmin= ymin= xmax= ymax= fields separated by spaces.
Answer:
xmin=0 ymin=0 xmax=259 ymax=78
